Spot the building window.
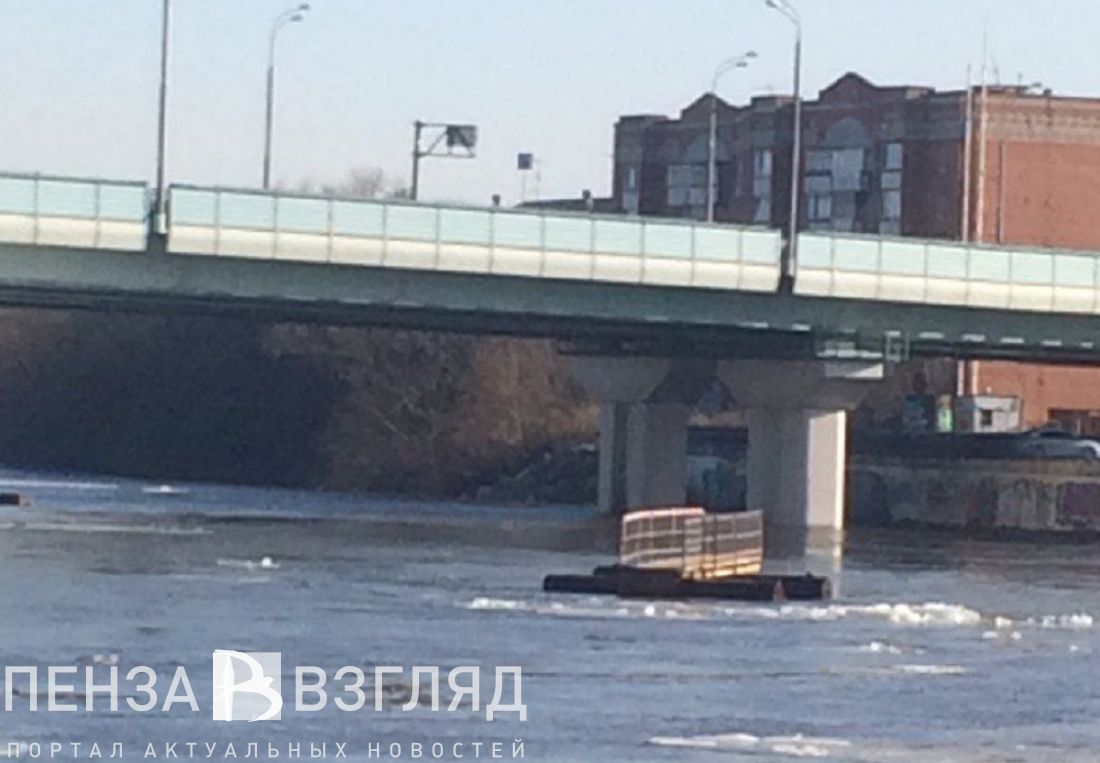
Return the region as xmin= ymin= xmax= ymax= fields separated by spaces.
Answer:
xmin=1050 ymin=410 xmax=1100 ymax=436
xmin=621 ymin=166 xmax=641 ymax=214
xmin=883 ymin=189 xmax=902 ymax=221
xmin=666 ymin=163 xmax=707 ymax=208
xmin=754 ymin=149 xmax=773 ymax=178
xmin=806 ymin=150 xmax=832 ymax=173
xmin=884 ymin=142 xmax=904 ymax=171
xmin=831 ymin=148 xmax=868 ymax=192
xmin=805 ymin=148 xmax=868 ymax=192
xmin=807 ymin=194 xmax=832 ymax=222
xmin=622 ymin=191 xmax=640 ymax=215
xmin=753 ymin=149 xmax=772 ymax=223
xmin=753 ymin=195 xmax=771 ymax=223
xmin=805 ymin=174 xmax=832 ymax=194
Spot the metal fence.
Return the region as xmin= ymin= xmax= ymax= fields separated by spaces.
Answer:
xmin=797 ymin=231 xmax=1100 ymax=314
xmin=0 ymin=173 xmax=149 ymax=251
xmin=165 ymin=185 xmax=782 ymax=292
xmin=618 ymin=508 xmax=764 ymax=580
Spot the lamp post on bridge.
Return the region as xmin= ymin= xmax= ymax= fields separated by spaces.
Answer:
xmin=707 ymin=50 xmax=756 ymax=223
xmin=263 ymin=3 xmax=311 ymax=191
xmin=153 ymin=0 xmax=171 ymax=238
xmin=766 ymin=0 xmax=802 ymax=284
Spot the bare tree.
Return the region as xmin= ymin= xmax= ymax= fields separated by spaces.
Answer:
xmin=314 ymin=167 xmax=409 ymax=200
xmin=279 ymin=167 xmax=410 ymax=200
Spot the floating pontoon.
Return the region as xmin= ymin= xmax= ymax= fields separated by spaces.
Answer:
xmin=544 ymin=507 xmax=830 ymax=602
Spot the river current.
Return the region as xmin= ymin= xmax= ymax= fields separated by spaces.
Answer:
xmin=0 ymin=469 xmax=1098 ymax=761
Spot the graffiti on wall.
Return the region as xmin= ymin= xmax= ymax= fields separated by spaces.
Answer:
xmin=1057 ymin=483 xmax=1100 ymax=528
xmin=966 ymin=479 xmax=999 ymax=528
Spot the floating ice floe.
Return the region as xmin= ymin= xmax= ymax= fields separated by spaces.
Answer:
xmin=141 ymin=484 xmax=190 ymax=497
xmin=216 ymin=556 xmax=280 ymax=572
xmin=728 ymin=602 xmax=983 ymax=627
xmin=858 ymin=641 xmax=903 ymax=655
xmin=76 ymin=653 xmax=120 ymax=667
xmin=470 ymin=596 xmax=1098 ymax=639
xmin=648 ymin=731 xmax=852 ymax=758
xmin=990 ymin=613 xmax=1093 ymax=631
xmin=894 ymin=664 xmax=967 ymax=676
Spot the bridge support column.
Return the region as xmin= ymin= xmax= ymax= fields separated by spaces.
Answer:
xmin=621 ymin=402 xmax=690 ymax=511
xmin=719 ymin=361 xmax=883 ymax=541
xmin=743 ymin=406 xmax=847 ymax=531
xmin=572 ymin=357 xmax=699 ymax=514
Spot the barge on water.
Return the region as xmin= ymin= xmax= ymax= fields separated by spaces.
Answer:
xmin=544 ymin=507 xmax=830 ymax=602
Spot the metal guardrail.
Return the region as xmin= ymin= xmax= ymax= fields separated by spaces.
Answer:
xmin=798 ymin=231 xmax=1100 ymax=313
xmin=618 ymin=508 xmax=763 ymax=580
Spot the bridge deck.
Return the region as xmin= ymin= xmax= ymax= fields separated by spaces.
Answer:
xmin=2 ymin=172 xmax=1100 ymax=362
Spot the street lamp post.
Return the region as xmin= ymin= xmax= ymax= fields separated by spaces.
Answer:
xmin=766 ymin=0 xmax=802 ymax=283
xmin=154 ymin=0 xmax=171 ymax=236
xmin=707 ymin=51 xmax=756 ymax=223
xmin=263 ymin=3 xmax=310 ymax=190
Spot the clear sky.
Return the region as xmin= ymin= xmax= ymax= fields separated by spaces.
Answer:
xmin=0 ymin=1 xmax=1095 ymax=205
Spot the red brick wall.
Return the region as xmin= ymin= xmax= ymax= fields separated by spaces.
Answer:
xmin=977 ymin=139 xmax=1100 ymax=249
xmin=971 ymin=362 xmax=1100 ymax=429
xmin=967 ymin=115 xmax=1100 ymax=423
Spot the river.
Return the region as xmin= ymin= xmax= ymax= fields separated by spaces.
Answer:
xmin=0 ymin=469 xmax=1098 ymax=761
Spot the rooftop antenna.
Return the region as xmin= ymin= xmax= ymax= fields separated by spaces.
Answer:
xmin=975 ymin=17 xmax=990 ymax=243
xmin=962 ymin=63 xmax=973 ymax=243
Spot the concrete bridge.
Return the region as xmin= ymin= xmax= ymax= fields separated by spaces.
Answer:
xmin=5 ymin=171 xmax=1100 ymax=538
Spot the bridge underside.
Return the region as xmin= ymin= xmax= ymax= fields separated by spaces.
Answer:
xmin=572 ymin=356 xmax=884 ymax=548
xmin=2 ymin=243 xmax=1100 ymax=365
xmin=3 ymin=239 xmax=1100 ymax=545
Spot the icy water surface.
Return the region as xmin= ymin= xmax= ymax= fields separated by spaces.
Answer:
xmin=0 ymin=469 xmax=1099 ymax=761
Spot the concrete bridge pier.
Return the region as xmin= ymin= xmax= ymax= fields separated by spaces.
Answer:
xmin=572 ymin=355 xmax=882 ymax=548
xmin=571 ymin=357 xmax=712 ymax=514
xmin=719 ymin=360 xmax=884 ymax=550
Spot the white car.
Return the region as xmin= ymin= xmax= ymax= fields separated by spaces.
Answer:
xmin=1013 ymin=430 xmax=1100 ymax=460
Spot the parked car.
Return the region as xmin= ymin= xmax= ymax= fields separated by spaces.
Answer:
xmin=1011 ymin=429 xmax=1100 ymax=460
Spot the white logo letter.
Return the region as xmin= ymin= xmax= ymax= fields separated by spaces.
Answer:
xmin=212 ymin=651 xmax=283 ymax=722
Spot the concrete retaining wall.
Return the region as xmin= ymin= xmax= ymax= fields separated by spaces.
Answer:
xmin=848 ymin=457 xmax=1100 ymax=532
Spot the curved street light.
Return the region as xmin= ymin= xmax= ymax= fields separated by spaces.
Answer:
xmin=263 ymin=3 xmax=311 ymax=190
xmin=707 ymin=50 xmax=757 ymax=223
xmin=766 ymin=0 xmax=802 ymax=283
xmin=153 ymin=0 xmax=172 ymax=237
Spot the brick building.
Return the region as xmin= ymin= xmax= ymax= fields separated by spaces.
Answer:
xmin=612 ymin=72 xmax=1100 ymax=432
